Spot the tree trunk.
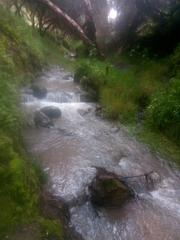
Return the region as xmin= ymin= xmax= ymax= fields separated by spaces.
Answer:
xmin=40 ymin=0 xmax=93 ymax=46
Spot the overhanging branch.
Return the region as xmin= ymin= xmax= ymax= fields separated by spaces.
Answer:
xmin=40 ymin=0 xmax=93 ymax=46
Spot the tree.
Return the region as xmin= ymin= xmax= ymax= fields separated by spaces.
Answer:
xmin=7 ymin=0 xmax=94 ymax=46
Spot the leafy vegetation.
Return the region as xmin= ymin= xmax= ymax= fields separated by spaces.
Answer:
xmin=147 ymin=78 xmax=180 ymax=143
xmin=0 ymin=7 xmax=66 ymax=238
xmin=75 ymin=44 xmax=180 ymax=163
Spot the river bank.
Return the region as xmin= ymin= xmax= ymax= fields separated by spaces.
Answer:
xmin=0 ymin=8 xmax=71 ymax=238
xmin=73 ymin=50 xmax=180 ymax=165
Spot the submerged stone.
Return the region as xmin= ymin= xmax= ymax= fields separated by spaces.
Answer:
xmin=34 ymin=110 xmax=53 ymax=128
xmin=63 ymin=74 xmax=73 ymax=80
xmin=110 ymin=127 xmax=120 ymax=133
xmin=41 ymin=106 xmax=62 ymax=119
xmin=31 ymin=84 xmax=47 ymax=99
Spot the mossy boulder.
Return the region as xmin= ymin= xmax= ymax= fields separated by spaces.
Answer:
xmin=90 ymin=168 xmax=134 ymax=207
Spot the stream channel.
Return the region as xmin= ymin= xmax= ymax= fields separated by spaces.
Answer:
xmin=22 ymin=66 xmax=180 ymax=240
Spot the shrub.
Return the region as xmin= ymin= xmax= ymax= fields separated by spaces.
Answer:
xmin=74 ymin=62 xmax=91 ymax=83
xmin=100 ymin=87 xmax=137 ymax=121
xmin=75 ymin=61 xmax=107 ymax=99
xmin=75 ymin=58 xmax=141 ymax=121
xmin=147 ymin=78 xmax=180 ymax=143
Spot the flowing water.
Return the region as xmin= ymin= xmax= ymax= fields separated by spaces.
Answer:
xmin=22 ymin=66 xmax=180 ymax=240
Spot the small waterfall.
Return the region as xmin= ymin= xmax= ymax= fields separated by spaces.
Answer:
xmin=22 ymin=91 xmax=81 ymax=104
xmin=22 ymin=94 xmax=36 ymax=103
xmin=46 ymin=91 xmax=80 ymax=103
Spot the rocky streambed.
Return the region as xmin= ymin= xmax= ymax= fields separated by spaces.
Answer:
xmin=22 ymin=66 xmax=180 ymax=240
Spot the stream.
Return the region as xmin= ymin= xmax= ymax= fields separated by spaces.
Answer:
xmin=22 ymin=66 xmax=180 ymax=240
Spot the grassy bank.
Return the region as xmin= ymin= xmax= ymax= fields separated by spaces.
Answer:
xmin=74 ymin=45 xmax=180 ymax=164
xmin=0 ymin=7 xmax=66 ymax=239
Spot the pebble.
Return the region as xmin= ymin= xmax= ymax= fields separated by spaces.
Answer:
xmin=110 ymin=127 xmax=119 ymax=133
xmin=44 ymin=167 xmax=50 ymax=172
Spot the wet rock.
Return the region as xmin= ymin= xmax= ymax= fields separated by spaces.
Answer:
xmin=95 ymin=105 xmax=103 ymax=117
xmin=110 ymin=127 xmax=120 ymax=134
xmin=146 ymin=171 xmax=161 ymax=190
xmin=34 ymin=110 xmax=53 ymax=128
xmin=63 ymin=74 xmax=73 ymax=80
xmin=112 ymin=151 xmax=127 ymax=164
xmin=90 ymin=168 xmax=134 ymax=207
xmin=41 ymin=106 xmax=62 ymax=119
xmin=80 ymin=93 xmax=92 ymax=102
xmin=78 ymin=108 xmax=92 ymax=116
xmin=31 ymin=85 xmax=47 ymax=99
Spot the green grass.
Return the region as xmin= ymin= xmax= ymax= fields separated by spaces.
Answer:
xmin=39 ymin=218 xmax=64 ymax=240
xmin=74 ymin=57 xmax=161 ymax=122
xmin=138 ymin=127 xmax=180 ymax=165
xmin=146 ymin=78 xmax=180 ymax=142
xmin=0 ymin=7 xmax=67 ymax=238
xmin=74 ymin=46 xmax=180 ymax=164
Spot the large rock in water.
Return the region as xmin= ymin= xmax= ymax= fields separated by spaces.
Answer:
xmin=34 ymin=111 xmax=53 ymax=128
xmin=90 ymin=168 xmax=133 ymax=207
xmin=41 ymin=106 xmax=62 ymax=119
xmin=31 ymin=85 xmax=47 ymax=99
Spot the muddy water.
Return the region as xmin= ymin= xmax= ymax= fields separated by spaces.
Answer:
xmin=22 ymin=66 xmax=180 ymax=240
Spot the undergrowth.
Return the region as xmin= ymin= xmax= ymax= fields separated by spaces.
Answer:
xmin=75 ymin=44 xmax=180 ymax=164
xmin=0 ymin=7 xmax=65 ymax=238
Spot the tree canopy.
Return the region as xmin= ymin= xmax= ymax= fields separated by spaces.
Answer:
xmin=4 ymin=0 xmax=180 ymax=55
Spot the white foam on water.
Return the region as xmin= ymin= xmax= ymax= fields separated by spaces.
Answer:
xmin=145 ymin=178 xmax=180 ymax=217
xmin=51 ymin=167 xmax=96 ymax=201
xmin=46 ymin=91 xmax=80 ymax=103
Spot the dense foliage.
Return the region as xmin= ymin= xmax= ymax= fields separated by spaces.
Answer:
xmin=147 ymin=45 xmax=180 ymax=143
xmin=147 ymin=78 xmax=180 ymax=143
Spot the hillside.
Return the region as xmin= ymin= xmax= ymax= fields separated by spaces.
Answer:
xmin=0 ymin=7 xmax=67 ymax=239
